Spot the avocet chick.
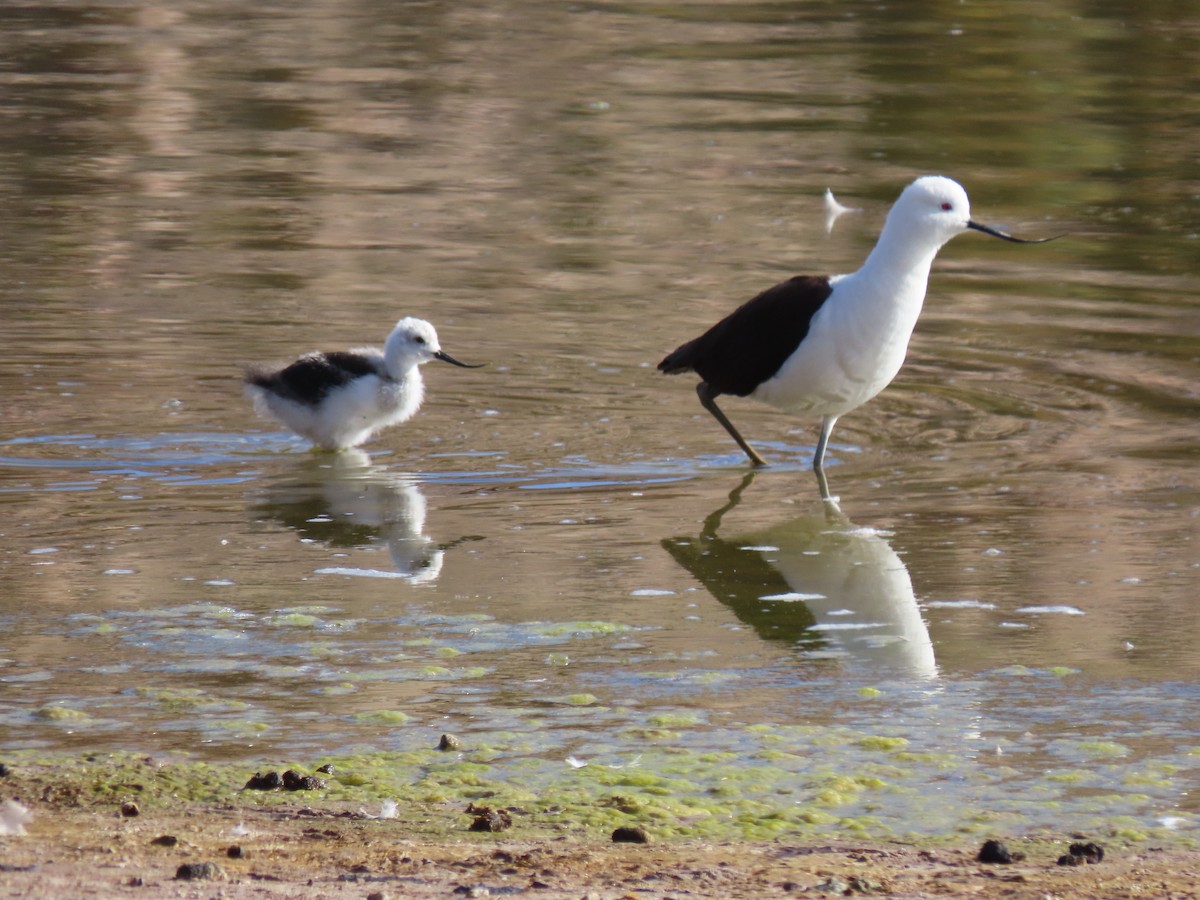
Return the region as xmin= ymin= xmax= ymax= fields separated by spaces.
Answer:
xmin=245 ymin=317 xmax=482 ymax=450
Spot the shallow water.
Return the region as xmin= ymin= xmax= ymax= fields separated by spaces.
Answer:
xmin=1 ymin=0 xmax=1198 ymax=841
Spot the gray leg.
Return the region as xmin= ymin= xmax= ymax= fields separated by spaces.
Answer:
xmin=697 ymin=383 xmax=767 ymax=468
xmin=813 ymin=415 xmax=838 ymax=471
xmin=813 ymin=415 xmax=838 ymax=502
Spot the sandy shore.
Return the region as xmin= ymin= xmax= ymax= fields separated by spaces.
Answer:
xmin=6 ymin=800 xmax=1200 ymax=898
xmin=2 ymin=756 xmax=1198 ymax=898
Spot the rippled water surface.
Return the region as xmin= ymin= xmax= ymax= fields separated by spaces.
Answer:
xmin=1 ymin=0 xmax=1198 ymax=841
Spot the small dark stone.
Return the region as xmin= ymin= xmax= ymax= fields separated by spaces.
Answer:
xmin=315 ymin=763 xmax=336 ymax=774
xmin=120 ymin=801 xmax=140 ymax=817
xmin=243 ymin=771 xmax=283 ymax=791
xmin=1065 ymin=844 xmax=1099 ymax=868
xmin=0 ymin=763 xmax=10 ymax=778
xmin=611 ymin=826 xmax=650 ymax=844
xmin=467 ymin=805 xmax=512 ymax=833
xmin=226 ymin=845 xmax=246 ymax=859
xmin=366 ymin=893 xmax=388 ymax=900
xmin=977 ymin=839 xmax=1019 ymax=864
xmin=1057 ymin=853 xmax=1083 ymax=866
xmin=175 ymin=862 xmax=224 ymax=881
xmin=150 ymin=834 xmax=179 ymax=847
xmin=282 ymin=769 xmax=326 ymax=791
xmin=438 ymin=733 xmax=463 ymax=751
xmin=127 ymin=876 xmax=144 ymax=887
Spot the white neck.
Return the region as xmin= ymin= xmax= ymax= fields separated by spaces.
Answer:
xmin=843 ymin=214 xmax=957 ymax=325
xmin=382 ymin=338 xmax=419 ymax=379
xmin=856 ymin=217 xmax=946 ymax=286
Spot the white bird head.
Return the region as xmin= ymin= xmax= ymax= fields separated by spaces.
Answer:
xmin=383 ymin=317 xmax=483 ymax=372
xmin=888 ymin=176 xmax=975 ymax=249
xmin=892 ymin=175 xmax=1057 ymax=249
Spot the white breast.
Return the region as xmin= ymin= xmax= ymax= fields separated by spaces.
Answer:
xmin=752 ymin=267 xmax=929 ymax=416
xmin=311 ymin=369 xmax=425 ymax=449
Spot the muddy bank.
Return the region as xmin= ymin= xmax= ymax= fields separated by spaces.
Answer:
xmin=5 ymin=803 xmax=1199 ymax=899
xmin=1 ymin=755 xmax=1197 ymax=898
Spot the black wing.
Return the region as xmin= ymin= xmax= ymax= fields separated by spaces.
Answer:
xmin=658 ymin=275 xmax=833 ymax=397
xmin=246 ymin=351 xmax=383 ymax=407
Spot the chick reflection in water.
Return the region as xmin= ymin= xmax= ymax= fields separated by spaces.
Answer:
xmin=253 ymin=450 xmax=474 ymax=584
xmin=663 ymin=475 xmax=935 ymax=677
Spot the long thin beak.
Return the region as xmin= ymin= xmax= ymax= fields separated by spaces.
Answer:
xmin=967 ymin=220 xmax=1062 ymax=244
xmin=434 ymin=350 xmax=485 ymax=368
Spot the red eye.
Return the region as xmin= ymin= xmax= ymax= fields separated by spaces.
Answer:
xmin=941 ymin=202 xmax=953 ymax=211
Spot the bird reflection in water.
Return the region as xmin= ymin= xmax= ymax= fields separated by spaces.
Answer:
xmin=251 ymin=449 xmax=478 ymax=584
xmin=663 ymin=474 xmax=936 ymax=678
